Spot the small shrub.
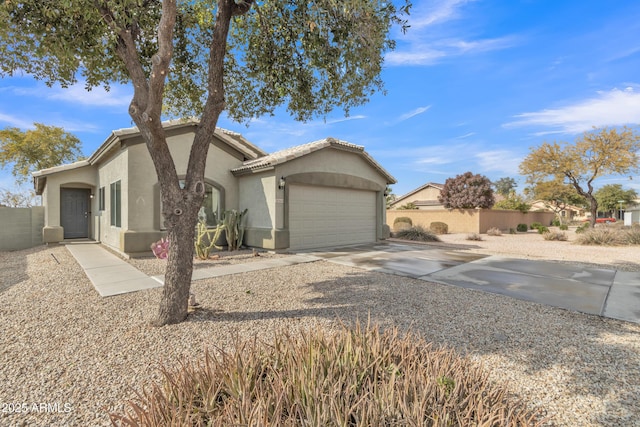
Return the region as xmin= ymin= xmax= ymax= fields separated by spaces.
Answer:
xmin=487 ymin=227 xmax=502 ymax=236
xmin=536 ymin=226 xmax=549 ymax=234
xmin=429 ymin=221 xmax=449 ymax=235
xmin=559 ymin=223 xmax=569 ymax=231
xmin=393 ymin=216 xmax=413 ymax=226
xmin=516 ymin=223 xmax=528 ymax=232
xmin=111 ymin=323 xmax=543 ymax=426
xmin=530 ymin=222 xmax=543 ymax=230
xmin=576 ymin=228 xmax=624 ymax=245
xmin=551 ymin=219 xmax=560 ymax=226
xmin=575 ymin=223 xmax=590 ymax=234
xmin=623 ymin=227 xmax=640 ymax=245
xmin=543 ymin=231 xmax=568 ymax=241
xmin=466 ymin=232 xmax=483 ymax=241
xmin=393 ymin=216 xmax=413 ymax=232
xmin=395 ymin=226 xmax=441 ymax=242
xmin=509 ymin=228 xmax=517 ymax=234
xmin=397 ymin=202 xmax=418 ymax=210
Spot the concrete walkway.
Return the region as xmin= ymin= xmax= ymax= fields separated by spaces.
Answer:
xmin=66 ymin=242 xmax=640 ymax=324
xmin=66 ymin=243 xmax=162 ymax=297
xmin=305 ymin=242 xmax=640 ymax=324
xmin=65 ymin=243 xmax=318 ymax=297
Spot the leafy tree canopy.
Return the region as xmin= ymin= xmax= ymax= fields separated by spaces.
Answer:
xmin=396 ymin=202 xmax=417 ymax=210
xmin=594 ymin=184 xmax=637 ymax=214
xmin=525 ymin=180 xmax=586 ymax=207
xmin=0 ymin=124 xmax=83 ymax=183
xmin=438 ymin=171 xmax=495 ymax=209
xmin=0 ymin=0 xmax=411 ymax=326
xmin=524 ymin=180 xmax=586 ymax=224
xmin=519 ymin=127 xmax=640 ymax=226
xmin=493 ymin=190 xmax=530 ymax=213
xmin=0 ymin=187 xmax=37 ymax=207
xmin=0 ymin=0 xmax=410 ymax=123
xmin=493 ymin=177 xmax=517 ymax=197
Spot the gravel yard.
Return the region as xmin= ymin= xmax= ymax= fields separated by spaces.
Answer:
xmin=1 ymin=233 xmax=639 ymax=426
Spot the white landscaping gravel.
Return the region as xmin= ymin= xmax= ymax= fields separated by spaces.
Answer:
xmin=0 ymin=233 xmax=639 ymax=426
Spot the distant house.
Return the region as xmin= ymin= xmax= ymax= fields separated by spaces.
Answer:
xmin=388 ymin=182 xmax=444 ymax=210
xmin=529 ymin=200 xmax=586 ymax=221
xmin=33 ymin=119 xmax=395 ymax=256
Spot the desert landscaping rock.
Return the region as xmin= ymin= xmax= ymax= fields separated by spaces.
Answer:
xmin=0 ymin=232 xmax=639 ymax=426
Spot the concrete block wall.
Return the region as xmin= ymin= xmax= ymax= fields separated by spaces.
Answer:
xmin=387 ymin=209 xmax=556 ymax=234
xmin=0 ymin=206 xmax=45 ymax=251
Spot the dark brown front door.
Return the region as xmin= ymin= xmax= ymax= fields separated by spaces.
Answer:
xmin=60 ymin=189 xmax=89 ymax=239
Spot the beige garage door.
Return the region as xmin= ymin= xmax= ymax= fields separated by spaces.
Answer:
xmin=289 ymin=184 xmax=377 ymax=250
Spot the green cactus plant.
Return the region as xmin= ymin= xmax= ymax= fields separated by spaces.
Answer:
xmin=194 ymin=208 xmax=224 ymax=260
xmin=194 ymin=208 xmax=248 ymax=258
xmin=222 ymin=208 xmax=248 ymax=251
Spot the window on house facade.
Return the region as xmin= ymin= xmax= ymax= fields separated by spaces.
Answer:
xmin=98 ymin=187 xmax=105 ymax=211
xmin=160 ymin=180 xmax=221 ymax=228
xmin=110 ymin=180 xmax=121 ymax=227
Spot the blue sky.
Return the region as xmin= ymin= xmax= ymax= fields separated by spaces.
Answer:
xmin=2 ymin=0 xmax=640 ymax=198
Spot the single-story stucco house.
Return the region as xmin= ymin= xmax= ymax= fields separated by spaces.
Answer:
xmin=388 ymin=182 xmax=444 ymax=210
xmin=33 ymin=119 xmax=395 ymax=256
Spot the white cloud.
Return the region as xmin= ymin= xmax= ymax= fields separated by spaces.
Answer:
xmin=504 ymin=87 xmax=640 ymax=134
xmin=410 ymin=0 xmax=476 ymax=30
xmin=397 ymin=106 xmax=431 ymax=122
xmin=8 ymin=81 xmax=132 ymax=108
xmin=46 ymin=82 xmax=132 ymax=108
xmin=455 ymin=132 xmax=475 ymax=139
xmin=0 ymin=113 xmax=34 ymax=129
xmin=386 ymin=0 xmax=516 ymax=66
xmin=416 ymin=156 xmax=450 ymax=165
xmin=475 ymin=150 xmax=521 ymax=175
xmin=0 ymin=111 xmax=101 ymax=133
xmin=326 ymin=115 xmax=367 ymax=125
xmin=387 ymin=36 xmax=517 ymax=66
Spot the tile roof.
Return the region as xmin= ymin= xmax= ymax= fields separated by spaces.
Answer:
xmin=231 ymin=137 xmax=396 ymax=183
xmin=390 ymin=182 xmax=444 ymax=206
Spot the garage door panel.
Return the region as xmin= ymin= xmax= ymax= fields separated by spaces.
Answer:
xmin=289 ymin=185 xmax=376 ymax=250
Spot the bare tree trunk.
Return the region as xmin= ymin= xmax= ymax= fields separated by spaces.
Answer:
xmin=153 ymin=200 xmax=200 ymax=326
xmin=151 ymin=0 xmax=251 ymax=326
xmin=100 ymin=0 xmax=254 ymax=326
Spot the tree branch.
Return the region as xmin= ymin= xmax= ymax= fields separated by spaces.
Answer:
xmin=147 ymin=0 xmax=177 ymax=122
xmin=185 ymin=0 xmax=254 ymax=193
xmin=94 ymin=1 xmax=149 ymax=116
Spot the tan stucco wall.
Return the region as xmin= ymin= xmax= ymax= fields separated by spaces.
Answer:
xmin=97 ymin=147 xmax=129 ymax=249
xmin=387 ymin=209 xmax=556 ymax=234
xmin=125 ymin=131 xmax=244 ymax=234
xmin=278 ymin=148 xmax=389 ymax=249
xmin=39 ymin=164 xmax=97 ymax=242
xmin=238 ymin=172 xmax=276 ymax=229
xmin=89 ymin=130 xmax=246 ymax=254
xmin=238 ymin=173 xmax=279 ymax=249
xmin=237 ymin=148 xmax=391 ymax=250
xmin=275 ymin=148 xmax=387 ymax=190
xmin=0 ymin=207 xmax=45 ymax=250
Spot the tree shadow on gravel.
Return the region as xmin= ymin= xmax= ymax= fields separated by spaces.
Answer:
xmin=179 ymin=261 xmax=639 ymax=425
xmin=0 ymin=245 xmax=49 ymax=293
xmin=299 ymin=268 xmax=640 ymax=426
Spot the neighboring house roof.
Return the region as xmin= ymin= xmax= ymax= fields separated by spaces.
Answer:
xmin=529 ymin=200 xmax=585 ymax=212
xmin=414 ymin=200 xmax=443 ymax=207
xmin=32 ymin=119 xmax=267 ymax=194
xmin=389 ymin=182 xmax=444 ymax=207
xmin=231 ymin=137 xmax=397 ymax=184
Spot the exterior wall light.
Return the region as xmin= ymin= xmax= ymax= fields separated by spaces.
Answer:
xmin=278 ymin=176 xmax=286 ymax=190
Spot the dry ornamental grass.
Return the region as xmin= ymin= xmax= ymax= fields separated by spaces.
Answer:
xmin=110 ymin=323 xmax=543 ymax=426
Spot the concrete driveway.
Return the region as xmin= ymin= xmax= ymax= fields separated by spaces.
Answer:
xmin=302 ymin=242 xmax=640 ymax=324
